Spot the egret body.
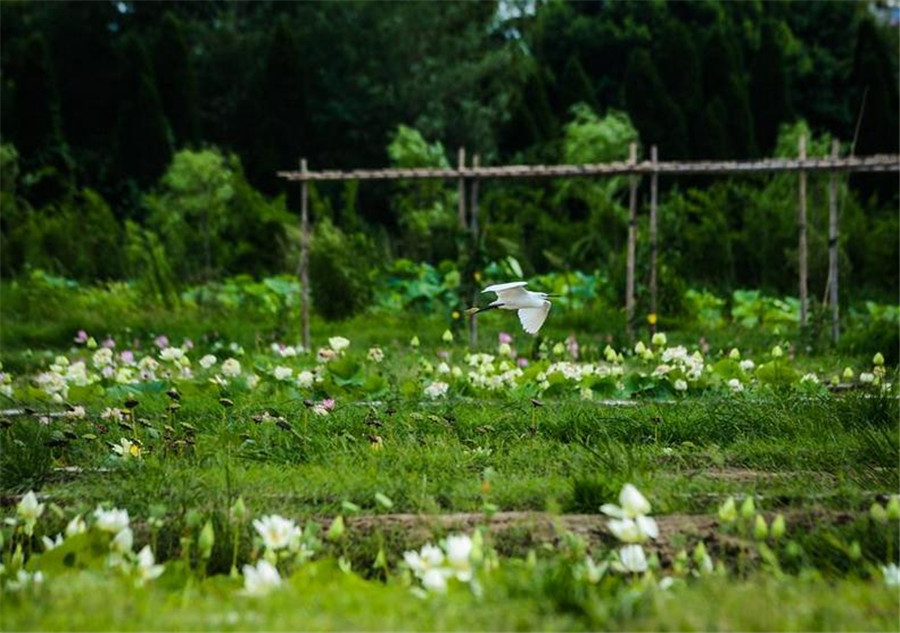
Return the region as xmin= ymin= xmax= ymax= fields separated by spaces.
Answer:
xmin=467 ymin=282 xmax=553 ymax=335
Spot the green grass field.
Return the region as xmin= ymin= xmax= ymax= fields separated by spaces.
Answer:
xmin=1 ymin=303 xmax=898 ymax=631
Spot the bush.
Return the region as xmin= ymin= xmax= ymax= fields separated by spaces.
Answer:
xmin=310 ymin=218 xmax=377 ymax=321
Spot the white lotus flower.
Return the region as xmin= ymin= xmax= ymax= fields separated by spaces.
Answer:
xmin=444 ymin=534 xmax=473 ymax=581
xmin=5 ymin=569 xmax=43 ymax=592
xmin=424 ymin=381 xmax=449 ymax=399
xmin=601 ymin=484 xmax=652 ymax=519
xmin=329 ymin=337 xmax=350 ymax=352
xmin=296 ymin=370 xmax=314 ymax=388
xmin=159 ymin=347 xmax=185 ymax=362
xmin=252 ymin=515 xmax=301 ymax=551
xmin=615 ymin=544 xmax=648 ymax=573
xmin=740 ymin=359 xmax=755 ymax=372
xmin=367 ymin=347 xmax=384 ymax=363
xmin=221 ymin=358 xmax=241 ymax=377
xmin=135 ymin=545 xmax=165 ymax=586
xmin=199 ymin=354 xmax=217 ymax=369
xmin=882 ymin=563 xmax=900 ymax=587
xmin=42 ymin=533 xmax=64 ymax=551
xmin=111 ymin=527 xmax=134 ymax=553
xmin=66 ymin=514 xmax=87 ymax=537
xmin=607 ymin=516 xmax=659 ymax=543
xmin=674 ymin=379 xmax=688 ymax=392
xmin=273 ymin=366 xmax=293 ymax=381
xmin=242 ymin=559 xmax=282 ymax=596
xmin=727 ymin=378 xmax=744 ymax=393
xmin=17 ymin=491 xmax=45 ymax=526
xmin=93 ymin=507 xmax=130 ymax=533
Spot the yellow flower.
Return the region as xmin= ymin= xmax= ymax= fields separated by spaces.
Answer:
xmin=647 ymin=313 xmax=657 ymax=325
xmin=452 ymin=311 xmax=461 ymax=320
xmin=474 ymin=271 xmax=482 ymax=281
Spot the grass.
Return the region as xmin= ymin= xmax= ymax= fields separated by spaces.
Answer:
xmin=1 ymin=293 xmax=898 ymax=631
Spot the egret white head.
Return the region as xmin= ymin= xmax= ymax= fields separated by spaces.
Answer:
xmin=466 ymin=282 xmax=554 ymax=335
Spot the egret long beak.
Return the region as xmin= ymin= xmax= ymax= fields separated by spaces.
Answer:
xmin=466 ymin=305 xmax=499 ymax=316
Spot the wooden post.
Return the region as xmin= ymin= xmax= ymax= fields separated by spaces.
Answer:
xmin=299 ymin=158 xmax=310 ymax=350
xmin=625 ymin=142 xmax=638 ymax=338
xmin=828 ymin=139 xmax=840 ymax=342
xmin=649 ymin=145 xmax=659 ymax=334
xmin=457 ymin=147 xmax=467 ymax=229
xmin=798 ymin=135 xmax=808 ymax=327
xmin=469 ymin=154 xmax=480 ymax=348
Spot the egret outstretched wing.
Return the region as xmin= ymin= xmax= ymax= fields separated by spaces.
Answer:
xmin=517 ymin=301 xmax=551 ymax=335
xmin=484 ymin=281 xmax=530 ymax=304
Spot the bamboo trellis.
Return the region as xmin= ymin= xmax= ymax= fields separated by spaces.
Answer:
xmin=278 ymin=150 xmax=899 ymax=350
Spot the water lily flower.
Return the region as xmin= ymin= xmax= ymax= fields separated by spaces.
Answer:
xmin=329 ymin=336 xmax=350 ymax=352
xmin=242 ymin=559 xmax=282 ymax=596
xmin=94 ymin=507 xmax=130 ymax=533
xmin=614 ymin=544 xmax=648 ymax=573
xmin=253 ymin=515 xmax=301 ymax=551
xmin=221 ymin=358 xmax=242 ymax=377
xmin=602 ymin=484 xmax=653 ymax=520
xmin=199 ymin=354 xmax=217 ymax=369
xmin=135 ymin=545 xmax=165 ymax=586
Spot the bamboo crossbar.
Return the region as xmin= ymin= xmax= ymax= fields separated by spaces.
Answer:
xmin=278 ymin=154 xmax=900 ymax=182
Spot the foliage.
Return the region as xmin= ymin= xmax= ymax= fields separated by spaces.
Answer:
xmin=310 ymin=218 xmax=377 ymax=321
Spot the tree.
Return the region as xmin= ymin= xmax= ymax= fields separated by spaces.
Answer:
xmin=624 ymin=49 xmax=689 ymax=158
xmin=702 ymin=28 xmax=756 ymax=157
xmin=750 ymin=20 xmax=793 ymax=155
xmin=655 ymin=18 xmax=702 ymax=155
xmin=114 ymin=35 xmax=172 ymax=188
xmin=12 ymin=34 xmax=63 ymax=161
xmin=557 ymin=55 xmax=597 ymax=111
xmin=153 ymin=12 xmax=200 ymax=146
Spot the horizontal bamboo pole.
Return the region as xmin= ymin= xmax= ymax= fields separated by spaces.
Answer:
xmin=277 ymin=155 xmax=900 ymax=182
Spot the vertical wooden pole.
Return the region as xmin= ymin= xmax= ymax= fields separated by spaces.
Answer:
xmin=828 ymin=139 xmax=840 ymax=342
xmin=469 ymin=154 xmax=480 ymax=349
xmin=299 ymin=158 xmax=310 ymax=350
xmin=649 ymin=145 xmax=659 ymax=334
xmin=457 ymin=147 xmax=467 ymax=229
xmin=625 ymin=142 xmax=638 ymax=338
xmin=798 ymin=135 xmax=808 ymax=327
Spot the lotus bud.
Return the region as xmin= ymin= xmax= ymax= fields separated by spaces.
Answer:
xmin=886 ymin=496 xmax=900 ymax=521
xmin=848 ymin=540 xmax=861 ymax=560
xmin=842 ymin=367 xmax=854 ymax=380
xmin=442 ymin=330 xmax=453 ymax=343
xmin=740 ymin=496 xmax=756 ymax=519
xmin=692 ymin=541 xmax=708 ymax=566
xmin=410 ymin=336 xmax=420 ymax=348
xmin=198 ymin=520 xmax=215 ymax=559
xmin=729 ymin=348 xmax=741 ymax=360
xmin=327 ymin=515 xmax=345 ymax=541
xmin=604 ymin=346 xmax=617 ymax=362
xmin=230 ymin=496 xmax=247 ymax=522
xmin=753 ymin=514 xmax=768 ymax=540
xmin=870 ymin=503 xmax=888 ymax=524
xmin=771 ymin=514 xmax=786 ymax=540
xmin=552 ymin=343 xmax=565 ymax=356
xmin=771 ymin=345 xmax=783 ymax=358
xmin=717 ymin=497 xmax=738 ymax=523
xmin=634 ymin=341 xmax=647 ymax=355
xmin=873 ymin=352 xmax=885 ymax=366
xmin=498 ymin=343 xmax=512 ymax=357
xmin=651 ymin=333 xmax=667 ymax=347
xmin=616 ymin=353 xmax=625 ymax=364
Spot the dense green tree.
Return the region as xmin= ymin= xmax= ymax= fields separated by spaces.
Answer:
xmin=624 ymin=49 xmax=689 ymax=158
xmin=751 ymin=20 xmax=793 ymax=155
xmin=702 ymin=28 xmax=756 ymax=157
xmin=153 ymin=12 xmax=200 ymax=146
xmin=114 ymin=35 xmax=172 ymax=189
xmin=557 ymin=55 xmax=597 ymax=111
xmin=11 ymin=34 xmax=63 ymax=161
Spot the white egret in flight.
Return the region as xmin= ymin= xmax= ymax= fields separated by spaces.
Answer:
xmin=466 ymin=282 xmax=554 ymax=335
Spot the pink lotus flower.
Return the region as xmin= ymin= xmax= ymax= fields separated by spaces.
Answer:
xmin=436 ymin=350 xmax=450 ymax=360
xmin=183 ymin=338 xmax=194 ymax=350
xmin=517 ymin=357 xmax=529 ymax=368
xmin=102 ymin=337 xmax=116 ymax=349
xmin=566 ymin=334 xmax=580 ymax=360
xmin=154 ymin=335 xmax=169 ymax=349
xmin=75 ymin=330 xmax=89 ymax=344
xmin=322 ymin=398 xmax=335 ymax=411
xmin=120 ymin=350 xmax=135 ymax=365
xmin=499 ymin=332 xmax=513 ymax=345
